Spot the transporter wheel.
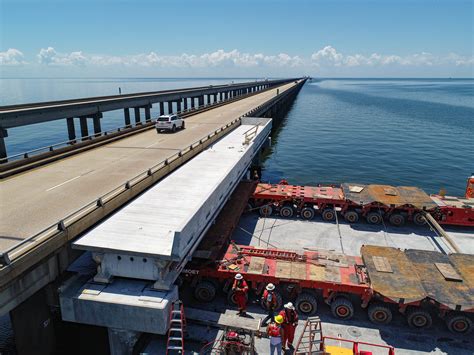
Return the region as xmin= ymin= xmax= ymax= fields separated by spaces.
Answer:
xmin=295 ymin=293 xmax=318 ymax=315
xmin=331 ymin=297 xmax=354 ymax=320
xmin=446 ymin=314 xmax=473 ymax=334
xmin=322 ymin=209 xmax=336 ymax=222
xmin=259 ymin=205 xmax=273 ymax=217
xmin=228 ymin=290 xmax=248 ymax=306
xmin=368 ymin=303 xmax=393 ymax=325
xmin=389 ymin=213 xmax=406 ymax=227
xmin=367 ymin=211 xmax=383 ymax=224
xmin=301 ymin=207 xmax=315 ymax=220
xmin=413 ymin=212 xmax=427 ymax=226
xmin=194 ymin=281 xmax=217 ymax=302
xmin=344 ymin=211 xmax=359 ymax=224
xmin=172 ymin=125 xmax=176 ymax=132
xmin=280 ymin=206 xmax=294 ymax=218
xmin=156 ymin=128 xmax=161 ymax=134
xmin=407 ymin=309 xmax=433 ymax=329
xmin=260 ymin=290 xmax=283 ymax=311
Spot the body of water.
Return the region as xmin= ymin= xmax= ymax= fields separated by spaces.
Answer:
xmin=1 ymin=77 xmax=472 ymax=196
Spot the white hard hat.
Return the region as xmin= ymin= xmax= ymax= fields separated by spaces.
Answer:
xmin=284 ymin=302 xmax=295 ymax=310
xmin=266 ymin=283 xmax=275 ymax=291
xmin=235 ymin=273 xmax=243 ymax=280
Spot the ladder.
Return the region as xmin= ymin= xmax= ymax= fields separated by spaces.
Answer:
xmin=166 ymin=300 xmax=186 ymax=354
xmin=294 ymin=316 xmax=324 ymax=354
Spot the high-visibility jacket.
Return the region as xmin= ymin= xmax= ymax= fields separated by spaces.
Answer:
xmin=232 ymin=279 xmax=248 ymax=295
xmin=280 ymin=309 xmax=298 ymax=325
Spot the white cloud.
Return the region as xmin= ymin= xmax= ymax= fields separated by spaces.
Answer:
xmin=38 ymin=47 xmax=87 ymax=66
xmin=0 ymin=48 xmax=27 ymax=66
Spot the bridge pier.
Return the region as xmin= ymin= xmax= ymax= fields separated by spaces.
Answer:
xmin=167 ymin=102 xmax=173 ymax=114
xmin=0 ymin=128 xmax=8 ymax=159
xmin=177 ymin=100 xmax=182 ymax=112
xmin=183 ymin=98 xmax=188 ymax=110
xmin=124 ymin=108 xmax=131 ymax=127
xmin=199 ymin=96 xmax=204 ymax=107
xmin=159 ymin=102 xmax=164 ymax=116
xmin=134 ymin=107 xmax=141 ymax=125
xmin=66 ymin=118 xmax=76 ymax=143
xmin=92 ymin=114 xmax=102 ymax=137
xmin=191 ymin=97 xmax=195 ymax=108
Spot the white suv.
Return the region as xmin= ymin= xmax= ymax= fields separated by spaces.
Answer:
xmin=155 ymin=114 xmax=185 ymax=133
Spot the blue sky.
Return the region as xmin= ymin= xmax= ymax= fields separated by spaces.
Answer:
xmin=1 ymin=0 xmax=473 ymax=77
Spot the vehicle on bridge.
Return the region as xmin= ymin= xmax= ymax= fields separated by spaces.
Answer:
xmin=155 ymin=114 xmax=185 ymax=133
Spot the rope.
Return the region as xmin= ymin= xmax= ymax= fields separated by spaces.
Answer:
xmin=237 ymin=226 xmax=279 ymax=249
xmin=377 ymin=206 xmax=396 ymax=248
xmin=333 ymin=207 xmax=345 ymax=254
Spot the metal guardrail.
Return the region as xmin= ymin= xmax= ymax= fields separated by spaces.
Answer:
xmin=0 ymin=79 xmax=305 ymax=266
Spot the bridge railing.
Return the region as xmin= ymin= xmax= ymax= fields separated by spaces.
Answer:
xmin=0 ymin=79 xmax=306 ymax=266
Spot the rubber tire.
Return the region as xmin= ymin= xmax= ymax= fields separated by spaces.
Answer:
xmin=413 ymin=212 xmax=427 ymax=226
xmin=344 ymin=211 xmax=359 ymax=224
xmin=301 ymin=207 xmax=315 ymax=220
xmin=446 ymin=314 xmax=473 ymax=334
xmin=389 ymin=213 xmax=405 ymax=227
xmin=331 ymin=297 xmax=354 ymax=320
xmin=259 ymin=205 xmax=273 ymax=217
xmin=322 ymin=209 xmax=336 ymax=222
xmin=368 ymin=303 xmax=393 ymax=325
xmin=280 ymin=206 xmax=294 ymax=218
xmin=181 ymin=121 xmax=185 ymax=129
xmin=296 ymin=293 xmax=318 ymax=316
xmin=172 ymin=125 xmax=176 ymax=133
xmin=156 ymin=128 xmax=160 ymax=134
xmin=194 ymin=281 xmax=217 ymax=302
xmin=407 ymin=309 xmax=433 ymax=329
xmin=228 ymin=290 xmax=248 ymax=306
xmin=260 ymin=290 xmax=283 ymax=311
xmin=367 ymin=211 xmax=382 ymax=224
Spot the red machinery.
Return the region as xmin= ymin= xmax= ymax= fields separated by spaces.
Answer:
xmin=250 ymin=176 xmax=474 ymax=227
xmin=183 ymin=243 xmax=474 ymax=335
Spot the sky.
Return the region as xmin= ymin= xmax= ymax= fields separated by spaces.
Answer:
xmin=0 ymin=0 xmax=473 ymax=78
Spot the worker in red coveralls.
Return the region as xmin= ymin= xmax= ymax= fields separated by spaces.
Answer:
xmin=262 ymin=283 xmax=278 ymax=326
xmin=279 ymin=302 xmax=299 ymax=351
xmin=232 ymin=273 xmax=248 ymax=316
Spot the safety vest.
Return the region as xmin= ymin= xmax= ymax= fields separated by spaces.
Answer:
xmin=268 ymin=323 xmax=281 ymax=337
xmin=263 ymin=290 xmax=277 ymax=307
xmin=233 ymin=279 xmax=248 ymax=294
xmin=283 ymin=309 xmax=298 ymax=324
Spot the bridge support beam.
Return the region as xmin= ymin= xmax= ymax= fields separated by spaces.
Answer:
xmin=66 ymin=118 xmax=76 ymax=143
xmin=159 ymin=102 xmax=164 ymax=116
xmin=198 ymin=96 xmax=204 ymax=107
xmin=79 ymin=117 xmax=88 ymax=139
xmin=183 ymin=98 xmax=188 ymax=110
xmin=144 ymin=105 xmax=151 ymax=122
xmin=134 ymin=107 xmax=141 ymax=124
xmin=167 ymin=102 xmax=173 ymax=114
xmin=0 ymin=128 xmax=8 ymax=159
xmin=191 ymin=97 xmax=195 ymax=108
xmin=92 ymin=113 xmax=102 ymax=136
xmin=124 ymin=108 xmax=131 ymax=127
xmin=177 ymin=100 xmax=182 ymax=112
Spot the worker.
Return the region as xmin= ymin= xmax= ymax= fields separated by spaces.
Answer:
xmin=279 ymin=302 xmax=298 ymax=351
xmin=267 ymin=315 xmax=285 ymax=355
xmin=232 ymin=273 xmax=248 ymax=316
xmin=262 ymin=283 xmax=278 ymax=326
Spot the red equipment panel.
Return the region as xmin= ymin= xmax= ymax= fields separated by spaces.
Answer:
xmin=254 ymin=183 xmax=344 ymax=203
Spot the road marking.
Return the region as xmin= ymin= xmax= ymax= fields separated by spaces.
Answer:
xmin=46 ymin=175 xmax=82 ymax=191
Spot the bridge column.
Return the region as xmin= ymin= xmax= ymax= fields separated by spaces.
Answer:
xmin=66 ymin=117 xmax=76 ymax=143
xmin=198 ymin=96 xmax=204 ymax=107
xmin=191 ymin=97 xmax=195 ymax=108
xmin=0 ymin=128 xmax=8 ymax=160
xmin=183 ymin=98 xmax=188 ymax=110
xmin=214 ymin=93 xmax=218 ymax=103
xmin=92 ymin=113 xmax=102 ymax=136
xmin=159 ymin=102 xmax=164 ymax=116
xmin=134 ymin=107 xmax=141 ymax=124
xmin=177 ymin=100 xmax=182 ymax=112
xmin=145 ymin=105 xmax=151 ymax=122
xmin=167 ymin=102 xmax=173 ymax=114
xmin=124 ymin=108 xmax=131 ymax=127
xmin=79 ymin=116 xmax=89 ymax=139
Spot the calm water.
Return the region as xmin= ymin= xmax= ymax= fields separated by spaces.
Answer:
xmin=263 ymin=79 xmax=474 ymax=196
xmin=1 ymin=78 xmax=473 ymax=196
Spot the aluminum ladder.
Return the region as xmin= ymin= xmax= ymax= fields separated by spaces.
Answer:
xmin=166 ymin=300 xmax=186 ymax=354
xmin=294 ymin=316 xmax=324 ymax=354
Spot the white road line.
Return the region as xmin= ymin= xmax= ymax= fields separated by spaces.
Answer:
xmin=46 ymin=175 xmax=82 ymax=191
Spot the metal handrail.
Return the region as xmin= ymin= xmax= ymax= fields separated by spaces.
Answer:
xmin=0 ymin=79 xmax=304 ymax=265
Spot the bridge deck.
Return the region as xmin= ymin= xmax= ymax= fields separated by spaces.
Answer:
xmin=0 ymin=81 xmax=297 ymax=251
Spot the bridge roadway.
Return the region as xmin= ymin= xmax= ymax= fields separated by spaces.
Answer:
xmin=0 ymin=81 xmax=298 ymax=253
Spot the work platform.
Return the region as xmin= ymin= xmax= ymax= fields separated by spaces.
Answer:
xmin=60 ymin=117 xmax=273 ymax=340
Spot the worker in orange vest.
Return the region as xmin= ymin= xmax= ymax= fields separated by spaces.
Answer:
xmin=262 ymin=283 xmax=278 ymax=326
xmin=232 ymin=273 xmax=248 ymax=316
xmin=267 ymin=315 xmax=285 ymax=355
xmin=279 ymin=302 xmax=299 ymax=351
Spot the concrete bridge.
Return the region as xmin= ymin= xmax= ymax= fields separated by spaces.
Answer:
xmin=0 ymin=78 xmax=306 ymax=354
